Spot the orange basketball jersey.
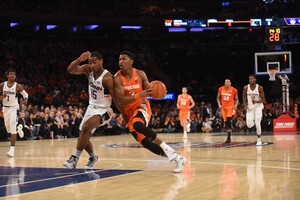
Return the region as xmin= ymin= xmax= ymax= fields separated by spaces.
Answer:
xmin=116 ymin=68 xmax=151 ymax=131
xmin=218 ymin=86 xmax=238 ymax=107
xmin=177 ymin=94 xmax=191 ymax=111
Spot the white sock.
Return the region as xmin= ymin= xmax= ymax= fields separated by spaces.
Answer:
xmin=9 ymin=146 xmax=15 ymax=153
xmin=74 ymin=149 xmax=82 ymax=157
xmin=89 ymin=152 xmax=95 ymax=157
xmin=160 ymin=142 xmax=172 ymax=151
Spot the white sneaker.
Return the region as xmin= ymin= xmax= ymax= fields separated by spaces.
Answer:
xmin=256 ymin=138 xmax=262 ymax=146
xmin=173 ymin=155 xmax=187 ymax=173
xmin=186 ymin=122 xmax=191 ymax=133
xmin=17 ymin=124 xmax=24 ymax=138
xmin=85 ymin=155 xmax=99 ymax=169
xmin=63 ymin=155 xmax=79 ymax=169
xmin=7 ymin=151 xmax=14 ymax=158
xmin=183 ymin=134 xmax=188 ymax=139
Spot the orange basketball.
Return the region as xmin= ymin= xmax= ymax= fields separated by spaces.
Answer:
xmin=149 ymin=80 xmax=167 ymax=99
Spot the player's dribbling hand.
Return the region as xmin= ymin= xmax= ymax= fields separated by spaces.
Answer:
xmin=139 ymin=88 xmax=151 ymax=97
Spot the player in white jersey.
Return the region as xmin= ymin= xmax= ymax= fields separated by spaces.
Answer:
xmin=63 ymin=51 xmax=121 ymax=170
xmin=0 ymin=68 xmax=28 ymax=157
xmin=242 ymin=74 xmax=266 ymax=146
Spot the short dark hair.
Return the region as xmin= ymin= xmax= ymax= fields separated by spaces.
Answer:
xmin=5 ymin=68 xmax=16 ymax=76
xmin=120 ymin=50 xmax=135 ymax=61
xmin=249 ymin=74 xmax=256 ymax=79
xmin=91 ymin=51 xmax=103 ymax=60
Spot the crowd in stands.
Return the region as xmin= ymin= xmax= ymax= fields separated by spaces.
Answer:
xmin=1 ymin=93 xmax=299 ymax=141
xmin=1 ymin=0 xmax=299 ymax=19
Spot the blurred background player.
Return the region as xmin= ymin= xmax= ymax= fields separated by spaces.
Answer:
xmin=177 ymin=87 xmax=195 ymax=139
xmin=242 ymin=74 xmax=266 ymax=146
xmin=0 ymin=69 xmax=28 ymax=157
xmin=217 ymin=79 xmax=239 ymax=143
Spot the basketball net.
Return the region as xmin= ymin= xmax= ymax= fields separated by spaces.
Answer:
xmin=267 ymin=69 xmax=277 ymax=81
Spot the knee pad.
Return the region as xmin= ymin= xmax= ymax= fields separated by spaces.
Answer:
xmin=133 ymin=121 xmax=157 ymax=140
xmin=141 ymin=138 xmax=164 ymax=156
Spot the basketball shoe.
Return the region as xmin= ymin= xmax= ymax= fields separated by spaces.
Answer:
xmin=256 ymin=138 xmax=262 ymax=146
xmin=6 ymin=151 xmax=14 ymax=158
xmin=225 ymin=137 xmax=231 ymax=143
xmin=173 ymin=155 xmax=187 ymax=173
xmin=17 ymin=124 xmax=24 ymax=138
xmin=63 ymin=155 xmax=78 ymax=169
xmin=183 ymin=133 xmax=188 ymax=139
xmin=186 ymin=121 xmax=191 ymax=133
xmin=85 ymin=155 xmax=99 ymax=169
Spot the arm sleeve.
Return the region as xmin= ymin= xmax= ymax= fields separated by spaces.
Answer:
xmin=20 ymin=90 xmax=28 ymax=99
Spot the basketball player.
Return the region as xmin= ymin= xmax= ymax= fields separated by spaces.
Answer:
xmin=217 ymin=79 xmax=239 ymax=143
xmin=114 ymin=50 xmax=187 ymax=173
xmin=177 ymin=87 xmax=195 ymax=139
xmin=242 ymin=74 xmax=266 ymax=146
xmin=0 ymin=68 xmax=28 ymax=157
xmin=63 ymin=51 xmax=118 ymax=169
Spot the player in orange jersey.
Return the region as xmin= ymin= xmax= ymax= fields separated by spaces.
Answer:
xmin=177 ymin=87 xmax=195 ymax=139
xmin=114 ymin=50 xmax=187 ymax=173
xmin=217 ymin=79 xmax=239 ymax=143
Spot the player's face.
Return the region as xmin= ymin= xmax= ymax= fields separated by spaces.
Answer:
xmin=224 ymin=80 xmax=231 ymax=87
xmin=249 ymin=76 xmax=256 ymax=84
xmin=119 ymin=54 xmax=133 ymax=70
xmin=88 ymin=57 xmax=103 ymax=71
xmin=7 ymin=72 xmax=16 ymax=81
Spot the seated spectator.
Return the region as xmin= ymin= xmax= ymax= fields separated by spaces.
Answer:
xmin=104 ymin=113 xmax=121 ymax=135
xmin=149 ymin=117 xmax=163 ymax=133
xmin=212 ymin=118 xmax=223 ymax=132
xmin=18 ymin=112 xmax=32 ymax=140
xmin=202 ymin=117 xmax=213 ymax=133
xmin=163 ymin=114 xmax=176 ymax=133
xmin=234 ymin=116 xmax=246 ymax=132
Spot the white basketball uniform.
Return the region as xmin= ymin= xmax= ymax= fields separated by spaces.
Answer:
xmin=79 ymin=69 xmax=113 ymax=134
xmin=2 ymin=81 xmax=19 ymax=134
xmin=246 ymin=84 xmax=264 ymax=135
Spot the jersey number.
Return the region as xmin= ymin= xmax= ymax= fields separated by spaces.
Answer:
xmin=91 ymin=89 xmax=97 ymax=99
xmin=223 ymin=96 xmax=230 ymax=101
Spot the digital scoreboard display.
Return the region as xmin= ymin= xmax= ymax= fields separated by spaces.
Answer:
xmin=265 ymin=27 xmax=283 ymax=45
xmin=164 ymin=17 xmax=300 ymax=27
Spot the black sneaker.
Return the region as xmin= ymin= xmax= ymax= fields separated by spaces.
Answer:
xmin=63 ymin=155 xmax=78 ymax=169
xmin=85 ymin=155 xmax=99 ymax=169
xmin=225 ymin=138 xmax=231 ymax=143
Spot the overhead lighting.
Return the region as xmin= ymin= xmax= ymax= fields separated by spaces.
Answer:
xmin=190 ymin=28 xmax=204 ymax=32
xmin=168 ymin=27 xmax=187 ymax=32
xmin=46 ymin=25 xmax=57 ymax=30
xmin=84 ymin=25 xmax=99 ymax=30
xmin=10 ymin=22 xmax=19 ymax=27
xmin=120 ymin=26 xmax=142 ymax=30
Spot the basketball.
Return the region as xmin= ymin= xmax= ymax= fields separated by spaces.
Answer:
xmin=149 ymin=80 xmax=167 ymax=99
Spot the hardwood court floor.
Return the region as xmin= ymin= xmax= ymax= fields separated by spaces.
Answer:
xmin=0 ymin=132 xmax=299 ymax=200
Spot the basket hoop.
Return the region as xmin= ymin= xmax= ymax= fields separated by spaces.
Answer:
xmin=267 ymin=69 xmax=278 ymax=81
